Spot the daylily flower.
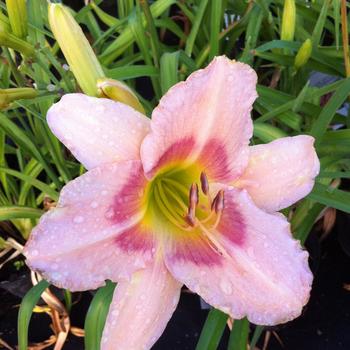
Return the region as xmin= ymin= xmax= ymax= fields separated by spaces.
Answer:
xmin=24 ymin=56 xmax=320 ymax=350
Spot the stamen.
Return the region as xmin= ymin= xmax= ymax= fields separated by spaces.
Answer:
xmin=211 ymin=190 xmax=224 ymax=213
xmin=189 ymin=183 xmax=199 ymax=207
xmin=162 ymin=177 xmax=189 ymax=197
xmin=154 ymin=182 xmax=187 ymax=229
xmin=161 ymin=181 xmax=188 ymax=212
xmin=200 ymin=171 xmax=209 ymax=195
xmin=185 ymin=210 xmax=196 ymax=227
xmin=186 ymin=183 xmax=199 ymax=227
xmin=214 ymin=190 xmax=224 ymax=213
xmin=197 ymin=220 xmax=231 ymax=259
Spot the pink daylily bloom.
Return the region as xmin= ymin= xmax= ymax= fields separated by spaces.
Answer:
xmin=24 ymin=56 xmax=320 ymax=349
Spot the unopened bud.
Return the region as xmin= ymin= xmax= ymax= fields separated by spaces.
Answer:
xmin=281 ymin=0 xmax=296 ymax=41
xmin=294 ymin=38 xmax=312 ymax=70
xmin=48 ymin=3 xmax=105 ymax=96
xmin=97 ymin=78 xmax=145 ymax=114
xmin=5 ymin=0 xmax=28 ymax=38
xmin=0 ymin=88 xmax=38 ymax=110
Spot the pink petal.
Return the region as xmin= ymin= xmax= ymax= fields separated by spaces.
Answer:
xmin=236 ymin=135 xmax=320 ymax=212
xmin=164 ymin=187 xmax=313 ymax=325
xmin=24 ymin=160 xmax=156 ymax=291
xmin=101 ymin=259 xmax=182 ymax=350
xmin=141 ymin=56 xmax=257 ymax=182
xmin=47 ymin=93 xmax=150 ymax=169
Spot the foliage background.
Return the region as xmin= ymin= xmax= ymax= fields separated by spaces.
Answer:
xmin=0 ymin=0 xmax=350 ymax=349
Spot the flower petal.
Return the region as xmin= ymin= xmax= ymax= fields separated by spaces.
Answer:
xmin=141 ymin=56 xmax=257 ymax=182
xmin=101 ymin=258 xmax=182 ymax=350
xmin=164 ymin=187 xmax=313 ymax=325
xmin=24 ymin=160 xmax=156 ymax=291
xmin=47 ymin=93 xmax=150 ymax=169
xmin=236 ymin=135 xmax=320 ymax=212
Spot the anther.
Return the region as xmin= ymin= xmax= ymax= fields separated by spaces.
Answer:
xmin=211 ymin=190 xmax=224 ymax=213
xmin=189 ymin=183 xmax=199 ymax=208
xmin=200 ymin=172 xmax=209 ymax=195
xmin=185 ymin=210 xmax=196 ymax=227
xmin=185 ymin=183 xmax=199 ymax=227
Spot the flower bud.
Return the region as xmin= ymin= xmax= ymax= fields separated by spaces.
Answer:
xmin=5 ymin=0 xmax=28 ymax=38
xmin=0 ymin=88 xmax=38 ymax=110
xmin=294 ymin=39 xmax=312 ymax=70
xmin=97 ymin=78 xmax=145 ymax=114
xmin=48 ymin=3 xmax=105 ymax=96
xmin=281 ymin=0 xmax=296 ymax=41
xmin=0 ymin=24 xmax=34 ymax=56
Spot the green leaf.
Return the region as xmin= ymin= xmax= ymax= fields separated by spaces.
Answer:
xmin=310 ymin=78 xmax=350 ymax=142
xmin=100 ymin=0 xmax=176 ymax=65
xmin=108 ymin=65 xmax=159 ymax=80
xmin=308 ymin=183 xmax=350 ymax=214
xmin=250 ymin=326 xmax=264 ymax=350
xmin=160 ymin=51 xmax=180 ymax=94
xmin=253 ymin=123 xmax=288 ymax=143
xmin=0 ymin=112 xmax=61 ymax=188
xmin=0 ymin=205 xmax=43 ymax=220
xmin=185 ymin=0 xmax=210 ymax=57
xmin=208 ymin=0 xmax=222 ymax=60
xmin=311 ymin=0 xmax=331 ymax=47
xmin=18 ymin=280 xmax=50 ymax=350
xmin=195 ymin=308 xmax=228 ymax=350
xmin=0 ymin=166 xmax=59 ymax=201
xmin=84 ymin=281 xmax=116 ymax=350
xmin=228 ymin=318 xmax=249 ymax=350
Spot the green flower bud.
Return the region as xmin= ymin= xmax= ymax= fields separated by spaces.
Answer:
xmin=97 ymin=78 xmax=145 ymax=114
xmin=294 ymin=39 xmax=312 ymax=70
xmin=48 ymin=3 xmax=105 ymax=96
xmin=281 ymin=0 xmax=296 ymax=41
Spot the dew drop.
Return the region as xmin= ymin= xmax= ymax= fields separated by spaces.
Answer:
xmin=105 ymin=207 xmax=115 ymax=219
xmin=31 ymin=249 xmax=39 ymax=257
xmin=46 ymin=84 xmax=55 ymax=92
xmin=220 ymin=278 xmax=233 ymax=295
xmin=73 ymin=215 xmax=84 ymax=224
xmin=96 ymin=105 xmax=106 ymax=113
xmin=112 ymin=309 xmax=120 ymax=317
xmin=90 ymin=201 xmax=99 ymax=208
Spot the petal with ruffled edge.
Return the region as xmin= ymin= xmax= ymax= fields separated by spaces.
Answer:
xmin=47 ymin=93 xmax=150 ymax=169
xmin=24 ymin=160 xmax=156 ymax=291
xmin=236 ymin=135 xmax=320 ymax=212
xmin=101 ymin=258 xmax=182 ymax=350
xmin=141 ymin=56 xmax=257 ymax=182
xmin=164 ymin=187 xmax=313 ymax=325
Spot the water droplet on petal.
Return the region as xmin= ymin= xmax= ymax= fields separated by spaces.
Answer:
xmin=31 ymin=249 xmax=39 ymax=256
xmin=112 ymin=309 xmax=119 ymax=317
xmin=220 ymin=278 xmax=233 ymax=295
xmin=73 ymin=215 xmax=84 ymax=224
xmin=90 ymin=201 xmax=99 ymax=208
xmin=105 ymin=207 xmax=115 ymax=219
